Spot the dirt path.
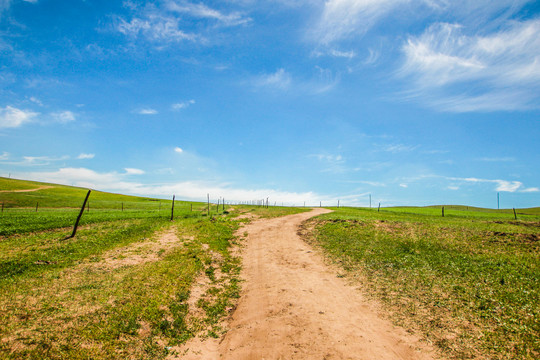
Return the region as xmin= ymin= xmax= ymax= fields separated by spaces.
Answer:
xmin=181 ymin=208 xmax=437 ymax=360
xmin=0 ymin=185 xmax=53 ymax=193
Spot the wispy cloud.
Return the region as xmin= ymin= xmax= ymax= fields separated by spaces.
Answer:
xmin=312 ymin=0 xmax=409 ymax=44
xmin=116 ymin=11 xmax=199 ymax=43
xmin=447 ymin=176 xmax=538 ymax=193
xmin=51 ymin=110 xmax=76 ymax=123
xmin=77 ymin=153 xmax=95 ymax=160
xmin=313 ymin=48 xmax=356 ymax=59
xmin=476 ymin=157 xmax=515 ymax=162
xmin=174 ymin=147 xmax=184 ymax=153
xmin=172 ymin=99 xmax=195 ymax=110
xmin=136 ymin=108 xmax=158 ymax=115
xmin=400 ymin=19 xmax=540 ymax=111
xmin=16 ymin=167 xmax=327 ymax=205
xmin=165 ymin=0 xmax=251 ymax=27
xmin=0 ymin=106 xmax=38 ymax=128
xmin=381 ymin=143 xmax=419 ymax=153
xmin=18 ymin=155 xmax=69 ymax=166
xmin=252 ymin=67 xmax=339 ymax=94
xmin=254 ymin=68 xmax=292 ymax=90
xmin=116 ymin=1 xmax=250 ymax=45
xmin=124 ymin=168 xmax=145 ymax=175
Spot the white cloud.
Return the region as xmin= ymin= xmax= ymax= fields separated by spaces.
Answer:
xmin=448 ymin=176 xmax=537 ymax=193
xmin=20 ymin=155 xmax=69 ymax=166
xmin=165 ymin=0 xmax=251 ymax=27
xmin=29 ymin=97 xmax=43 ymax=106
xmin=174 ymin=147 xmax=184 ymax=153
xmin=0 ymin=151 xmax=8 ymax=160
xmin=312 ymin=0 xmax=409 ymax=44
xmin=77 ymin=153 xmax=95 ymax=160
xmin=255 ymin=68 xmax=292 ymax=90
xmin=400 ymin=19 xmax=540 ymax=111
xmin=0 ymin=106 xmax=38 ymax=128
xmin=363 ymin=48 xmax=380 ymax=65
xmin=172 ymin=99 xmax=195 ymax=110
xmin=116 ymin=1 xmax=250 ymax=45
xmin=311 ymin=153 xmax=343 ymax=162
xmin=311 ymin=0 xmax=533 ymax=45
xmin=253 ymin=67 xmax=338 ymax=94
xmin=51 ymin=110 xmax=76 ymax=123
xmin=314 ymin=0 xmax=408 ymax=44
xmin=117 ymin=14 xmax=199 ymax=43
xmin=137 ymin=108 xmax=158 ymax=115
xmin=476 ymin=157 xmax=515 ymax=162
xmin=16 ymin=167 xmax=327 ymax=205
xmin=382 ymin=144 xmax=418 ymax=153
xmin=399 ymin=183 xmax=408 ymax=188
xmin=313 ymin=48 xmax=356 ymax=58
xmin=124 ymin=168 xmax=145 ymax=175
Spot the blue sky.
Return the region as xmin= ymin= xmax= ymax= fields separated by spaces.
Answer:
xmin=1 ymin=0 xmax=539 ymax=208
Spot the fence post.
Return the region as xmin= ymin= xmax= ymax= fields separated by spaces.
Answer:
xmin=68 ymin=190 xmax=91 ymax=239
xmin=513 ymin=208 xmax=517 ymax=220
xmin=442 ymin=206 xmax=445 ymax=217
xmin=36 ymin=202 xmax=38 ymax=212
xmin=378 ymin=202 xmax=380 ymax=212
xmin=171 ymin=195 xmax=175 ymax=221
xmin=207 ymin=194 xmax=210 ymax=214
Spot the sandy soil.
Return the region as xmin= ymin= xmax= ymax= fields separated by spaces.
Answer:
xmin=181 ymin=208 xmax=438 ymax=360
xmin=0 ymin=185 xmax=53 ymax=193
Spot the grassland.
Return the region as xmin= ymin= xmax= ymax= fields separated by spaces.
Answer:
xmin=304 ymin=206 xmax=540 ymax=359
xmin=0 ymin=177 xmax=304 ymax=359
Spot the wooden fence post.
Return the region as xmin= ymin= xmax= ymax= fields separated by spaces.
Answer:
xmin=171 ymin=195 xmax=175 ymax=221
xmin=442 ymin=206 xmax=445 ymax=217
xmin=68 ymin=190 xmax=91 ymax=239
xmin=378 ymin=202 xmax=380 ymax=212
xmin=513 ymin=208 xmax=517 ymax=220
xmin=36 ymin=202 xmax=38 ymax=212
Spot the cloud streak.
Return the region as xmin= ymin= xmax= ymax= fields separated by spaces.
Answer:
xmin=15 ymin=167 xmax=327 ymax=205
xmin=400 ymin=19 xmax=540 ymax=111
xmin=312 ymin=0 xmax=409 ymax=44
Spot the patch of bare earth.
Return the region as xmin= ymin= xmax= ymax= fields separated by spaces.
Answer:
xmin=0 ymin=185 xmax=53 ymax=193
xmin=1 ymin=226 xmax=189 ymax=354
xmin=179 ymin=208 xmax=439 ymax=359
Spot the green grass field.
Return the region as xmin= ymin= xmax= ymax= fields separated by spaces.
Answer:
xmin=0 ymin=177 xmax=304 ymax=359
xmin=305 ymin=206 xmax=540 ymax=360
xmin=3 ymin=176 xmax=539 ymax=359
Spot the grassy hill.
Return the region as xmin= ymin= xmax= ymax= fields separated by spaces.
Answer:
xmin=0 ymin=176 xmax=194 ymax=210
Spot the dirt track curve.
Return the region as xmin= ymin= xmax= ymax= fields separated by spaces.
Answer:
xmin=180 ymin=208 xmax=437 ymax=360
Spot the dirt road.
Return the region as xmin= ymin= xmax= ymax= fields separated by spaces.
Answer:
xmin=181 ymin=208 xmax=437 ymax=359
